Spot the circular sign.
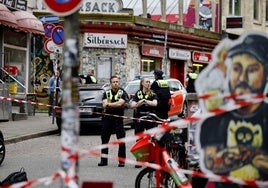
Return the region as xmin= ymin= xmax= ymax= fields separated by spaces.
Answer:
xmin=52 ymin=25 xmax=64 ymax=45
xmin=44 ymin=23 xmax=56 ymax=38
xmin=44 ymin=0 xmax=82 ymax=16
xmin=44 ymin=39 xmax=56 ymax=53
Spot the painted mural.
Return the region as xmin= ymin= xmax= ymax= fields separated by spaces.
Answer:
xmin=30 ymin=36 xmax=54 ymax=111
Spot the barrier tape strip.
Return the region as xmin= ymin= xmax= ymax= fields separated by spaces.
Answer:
xmin=1 ymin=93 xmax=267 ymax=187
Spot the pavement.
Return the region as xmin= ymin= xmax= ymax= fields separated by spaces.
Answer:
xmin=0 ymin=113 xmax=59 ymax=144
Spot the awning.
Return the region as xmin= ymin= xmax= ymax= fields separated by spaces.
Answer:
xmin=0 ymin=4 xmax=17 ymax=28
xmin=13 ymin=10 xmax=44 ymax=35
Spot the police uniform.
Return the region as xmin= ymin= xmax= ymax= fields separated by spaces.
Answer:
xmin=132 ymin=90 xmax=158 ymax=134
xmin=99 ymin=88 xmax=128 ymax=166
xmin=151 ymin=79 xmax=171 ymax=119
xmin=79 ymin=74 xmax=97 ymax=84
xmin=186 ymin=72 xmax=198 ymax=93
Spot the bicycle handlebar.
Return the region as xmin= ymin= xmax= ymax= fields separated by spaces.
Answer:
xmin=139 ymin=112 xmax=170 ymax=123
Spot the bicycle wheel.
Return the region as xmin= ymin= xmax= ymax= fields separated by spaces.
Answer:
xmin=0 ymin=138 xmax=5 ymax=165
xmin=135 ymin=168 xmax=176 ymax=188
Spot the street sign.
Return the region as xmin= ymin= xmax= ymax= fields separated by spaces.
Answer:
xmin=52 ymin=25 xmax=64 ymax=45
xmin=38 ymin=15 xmax=59 ymax=24
xmin=44 ymin=0 xmax=82 ymax=16
xmin=44 ymin=39 xmax=56 ymax=53
xmin=44 ymin=23 xmax=56 ymax=38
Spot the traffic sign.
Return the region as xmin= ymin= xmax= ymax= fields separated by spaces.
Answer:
xmin=44 ymin=0 xmax=82 ymax=17
xmin=44 ymin=23 xmax=56 ymax=38
xmin=38 ymin=15 xmax=59 ymax=24
xmin=44 ymin=39 xmax=56 ymax=53
xmin=52 ymin=25 xmax=64 ymax=45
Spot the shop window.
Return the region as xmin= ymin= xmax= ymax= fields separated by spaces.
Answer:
xmin=141 ymin=59 xmax=160 ymax=74
xmin=3 ymin=47 xmax=26 ymax=92
xmin=3 ymin=30 xmax=27 ymax=47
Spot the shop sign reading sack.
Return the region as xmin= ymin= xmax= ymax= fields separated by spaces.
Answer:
xmin=83 ymin=33 xmax=127 ymax=49
xmin=80 ymin=0 xmax=123 ymax=13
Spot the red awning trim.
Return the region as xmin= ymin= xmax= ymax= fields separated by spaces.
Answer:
xmin=13 ymin=10 xmax=44 ymax=35
xmin=0 ymin=4 xmax=17 ymax=28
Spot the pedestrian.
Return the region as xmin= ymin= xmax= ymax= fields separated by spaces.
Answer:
xmin=98 ymin=75 xmax=129 ymax=167
xmin=131 ymin=77 xmax=158 ymax=134
xmin=185 ymin=65 xmax=198 ymax=93
xmin=150 ymin=69 xmax=171 ymax=119
xmin=196 ymin=32 xmax=268 ymax=188
xmin=79 ymin=69 xmax=97 ymax=84
xmin=47 ymin=70 xmax=61 ymax=116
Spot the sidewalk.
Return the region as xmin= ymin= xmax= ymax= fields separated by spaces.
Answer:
xmin=0 ymin=113 xmax=58 ymax=144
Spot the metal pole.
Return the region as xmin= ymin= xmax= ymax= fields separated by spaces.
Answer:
xmin=162 ymin=29 xmax=168 ymax=76
xmin=61 ymin=10 xmax=80 ymax=188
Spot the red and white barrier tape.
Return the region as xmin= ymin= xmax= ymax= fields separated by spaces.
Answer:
xmin=1 ymin=93 xmax=267 ymax=187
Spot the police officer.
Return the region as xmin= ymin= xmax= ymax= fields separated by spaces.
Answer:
xmin=185 ymin=65 xmax=198 ymax=93
xmin=79 ymin=69 xmax=97 ymax=84
xmin=131 ymin=77 xmax=158 ymax=134
xmin=151 ymin=69 xmax=171 ymax=119
xmin=98 ymin=75 xmax=128 ymax=167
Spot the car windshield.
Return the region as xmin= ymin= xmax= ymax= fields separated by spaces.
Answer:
xmin=124 ymin=82 xmax=139 ymax=94
xmin=79 ymin=89 xmax=104 ymax=102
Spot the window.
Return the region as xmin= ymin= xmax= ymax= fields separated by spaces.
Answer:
xmin=254 ymin=0 xmax=261 ymax=22
xmin=141 ymin=59 xmax=158 ymax=74
xmin=229 ymin=0 xmax=241 ymax=16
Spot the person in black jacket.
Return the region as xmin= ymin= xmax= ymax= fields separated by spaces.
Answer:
xmin=150 ymin=69 xmax=171 ymax=119
xmin=98 ymin=75 xmax=128 ymax=167
xmin=131 ymin=77 xmax=158 ymax=134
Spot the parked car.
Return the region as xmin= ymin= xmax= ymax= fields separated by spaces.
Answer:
xmin=124 ymin=78 xmax=188 ymax=124
xmin=55 ymin=83 xmax=108 ymax=133
xmin=0 ymin=130 xmax=5 ymax=165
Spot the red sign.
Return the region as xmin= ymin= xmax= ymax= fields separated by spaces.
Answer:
xmin=141 ymin=44 xmax=165 ymax=58
xmin=44 ymin=0 xmax=82 ymax=16
xmin=192 ymin=51 xmax=212 ymax=63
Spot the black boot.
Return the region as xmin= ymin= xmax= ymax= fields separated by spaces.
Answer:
xmin=98 ymin=158 xmax=107 ymax=166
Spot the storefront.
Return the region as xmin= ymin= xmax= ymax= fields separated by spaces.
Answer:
xmin=168 ymin=48 xmax=191 ymax=84
xmin=191 ymin=50 xmax=212 ymax=73
xmin=140 ymin=44 xmax=165 ymax=75
xmin=0 ymin=1 xmax=44 ymax=116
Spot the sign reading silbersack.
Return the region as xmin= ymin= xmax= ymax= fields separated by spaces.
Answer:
xmin=83 ymin=33 xmax=127 ymax=49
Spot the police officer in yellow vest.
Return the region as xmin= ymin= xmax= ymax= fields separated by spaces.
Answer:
xmin=98 ymin=75 xmax=129 ymax=167
xmin=131 ymin=77 xmax=158 ymax=134
xmin=185 ymin=65 xmax=198 ymax=93
xmin=79 ymin=69 xmax=97 ymax=84
xmin=151 ymin=69 xmax=171 ymax=119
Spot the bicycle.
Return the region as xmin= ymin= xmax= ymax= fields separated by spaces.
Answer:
xmin=165 ymin=128 xmax=188 ymax=169
xmin=130 ymin=112 xmax=192 ymax=188
xmin=0 ymin=130 xmax=5 ymax=165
